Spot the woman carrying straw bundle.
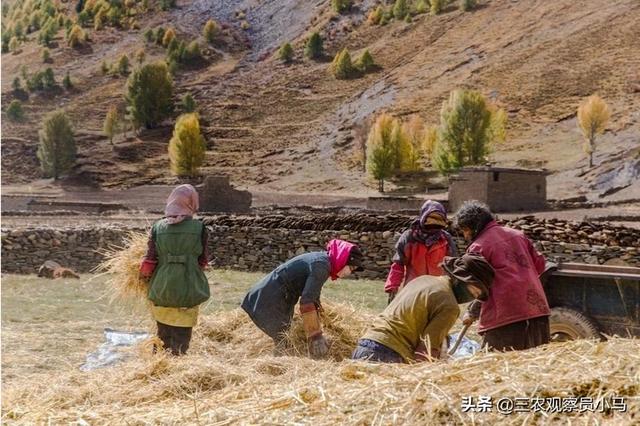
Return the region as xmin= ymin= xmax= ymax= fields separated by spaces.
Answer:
xmin=353 ymin=253 xmax=494 ymax=363
xmin=139 ymin=184 xmax=210 ymax=355
xmin=384 ymin=200 xmax=457 ymax=304
xmin=455 ymin=200 xmax=550 ymax=351
xmin=241 ymin=239 xmax=364 ymax=359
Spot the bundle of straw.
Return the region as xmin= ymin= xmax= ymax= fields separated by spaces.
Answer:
xmin=96 ymin=231 xmax=150 ymax=303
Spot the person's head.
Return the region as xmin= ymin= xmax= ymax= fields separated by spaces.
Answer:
xmin=418 ymin=200 xmax=448 ymax=230
xmin=326 ymin=240 xmax=364 ymax=280
xmin=454 ymin=200 xmax=494 ymax=242
xmin=165 ymin=184 xmax=199 ymax=224
xmin=441 ymin=253 xmax=495 ymax=304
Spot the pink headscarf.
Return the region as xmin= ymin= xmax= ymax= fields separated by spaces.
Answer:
xmin=326 ymin=239 xmax=357 ymax=281
xmin=165 ymin=184 xmax=199 ymax=224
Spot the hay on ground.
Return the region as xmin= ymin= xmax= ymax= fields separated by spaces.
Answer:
xmin=2 ymin=302 xmax=638 ymax=425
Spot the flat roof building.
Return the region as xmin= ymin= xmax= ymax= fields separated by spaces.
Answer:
xmin=448 ymin=167 xmax=547 ymax=213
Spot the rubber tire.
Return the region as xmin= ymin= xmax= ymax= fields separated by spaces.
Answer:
xmin=549 ymin=306 xmax=602 ymax=342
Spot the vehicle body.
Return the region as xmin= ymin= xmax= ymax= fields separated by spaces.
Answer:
xmin=542 ymin=263 xmax=640 ymax=341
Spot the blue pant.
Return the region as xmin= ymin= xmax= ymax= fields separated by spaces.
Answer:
xmin=352 ymin=339 xmax=404 ymax=363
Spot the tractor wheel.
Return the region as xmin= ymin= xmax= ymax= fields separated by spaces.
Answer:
xmin=549 ymin=307 xmax=602 ymax=342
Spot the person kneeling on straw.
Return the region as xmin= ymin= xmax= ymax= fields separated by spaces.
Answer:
xmin=139 ymin=184 xmax=210 ymax=356
xmin=241 ymin=239 xmax=364 ymax=359
xmin=352 ymin=253 xmax=494 ymax=363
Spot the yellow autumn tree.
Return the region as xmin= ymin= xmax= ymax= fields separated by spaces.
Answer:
xmin=402 ymin=115 xmax=426 ymax=172
xmin=168 ymin=113 xmax=206 ymax=177
xmin=577 ymin=95 xmax=610 ymax=168
xmin=422 ymin=125 xmax=438 ymax=161
xmin=366 ymin=113 xmax=396 ymax=192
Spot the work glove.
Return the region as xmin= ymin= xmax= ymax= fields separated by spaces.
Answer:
xmin=308 ymin=334 xmax=329 ymax=359
xmin=387 ymin=291 xmax=397 ymax=305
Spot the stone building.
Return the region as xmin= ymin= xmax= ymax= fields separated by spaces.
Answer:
xmin=448 ymin=167 xmax=547 ymax=213
xmin=197 ymin=176 xmax=252 ymax=213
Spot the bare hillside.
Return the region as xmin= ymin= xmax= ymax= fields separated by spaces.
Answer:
xmin=2 ymin=0 xmax=639 ymax=201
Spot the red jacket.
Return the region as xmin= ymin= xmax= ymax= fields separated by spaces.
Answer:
xmin=467 ymin=221 xmax=550 ymax=332
xmin=384 ymin=231 xmax=455 ymax=293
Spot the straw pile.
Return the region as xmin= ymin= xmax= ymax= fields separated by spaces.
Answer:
xmin=2 ymin=302 xmax=638 ymax=425
xmin=95 ymin=231 xmax=149 ymax=302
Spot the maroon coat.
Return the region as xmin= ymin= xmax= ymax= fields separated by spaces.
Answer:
xmin=467 ymin=221 xmax=549 ymax=332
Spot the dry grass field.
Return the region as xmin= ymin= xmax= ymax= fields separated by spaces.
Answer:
xmin=2 ymin=271 xmax=638 ymax=425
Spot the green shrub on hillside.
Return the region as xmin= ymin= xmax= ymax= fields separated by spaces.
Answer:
xmin=460 ymin=0 xmax=477 ymax=11
xmin=144 ymin=28 xmax=154 ymax=42
xmin=415 ymin=0 xmax=429 ymax=14
xmin=331 ymin=48 xmax=355 ymax=80
xmin=159 ymin=0 xmax=176 ymax=11
xmin=37 ymin=110 xmax=76 ymax=180
xmin=155 ymin=27 xmax=165 ymax=45
xmin=278 ymin=42 xmax=294 ymax=63
xmin=304 ymin=32 xmax=323 ymax=60
xmin=203 ymin=19 xmax=218 ymax=43
xmin=42 ymin=48 xmax=51 ymax=62
xmin=355 ymin=49 xmax=375 ymax=73
xmin=117 ymin=54 xmax=130 ymax=76
xmin=393 ymin=0 xmax=409 ymax=20
xmin=135 ymin=48 xmax=145 ymax=64
xmin=62 ymin=72 xmax=73 ymax=89
xmin=6 ymin=100 xmax=25 ymax=121
xmin=332 ymin=0 xmax=352 ymax=14
xmin=125 ymin=61 xmax=174 ymax=129
xmin=67 ymin=25 xmax=86 ymax=48
xmin=184 ymin=41 xmax=202 ymax=62
xmin=182 ymin=93 xmax=196 ymax=113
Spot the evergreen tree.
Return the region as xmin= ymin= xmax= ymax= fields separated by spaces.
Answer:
xmin=331 ymin=0 xmax=352 ymax=14
xmin=203 ymin=19 xmax=218 ymax=44
xmin=331 ymin=48 xmax=355 ymax=79
xmin=125 ymin=61 xmax=174 ymax=129
xmin=6 ymin=100 xmax=25 ymax=121
xmin=168 ymin=113 xmax=206 ymax=177
xmin=43 ymin=67 xmax=56 ymax=89
xmin=304 ymin=32 xmax=323 ymax=60
xmin=355 ymin=49 xmax=375 ymax=73
xmin=62 ymin=72 xmax=73 ymax=89
xmin=182 ymin=93 xmax=196 ymax=113
xmin=278 ymin=42 xmax=294 ymax=63
xmin=460 ymin=0 xmax=477 ymax=12
xmin=393 ymin=0 xmax=409 ymax=20
xmin=37 ymin=110 xmax=76 ymax=180
xmin=435 ymin=89 xmax=498 ymax=174
xmin=117 ymin=54 xmax=130 ymax=76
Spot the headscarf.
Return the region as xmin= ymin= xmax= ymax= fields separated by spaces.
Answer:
xmin=165 ymin=184 xmax=199 ymax=225
xmin=409 ymin=200 xmax=449 ymax=247
xmin=441 ymin=253 xmax=495 ymax=303
xmin=326 ymin=239 xmax=362 ymax=280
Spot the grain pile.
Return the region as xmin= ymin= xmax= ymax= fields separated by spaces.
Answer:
xmin=2 ymin=302 xmax=638 ymax=425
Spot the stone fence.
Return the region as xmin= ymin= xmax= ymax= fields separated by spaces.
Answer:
xmin=2 ymin=215 xmax=639 ymax=276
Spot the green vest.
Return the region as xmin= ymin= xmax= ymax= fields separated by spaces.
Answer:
xmin=148 ymin=218 xmax=210 ymax=308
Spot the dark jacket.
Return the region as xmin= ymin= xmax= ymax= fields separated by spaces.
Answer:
xmin=241 ymin=252 xmax=331 ymax=340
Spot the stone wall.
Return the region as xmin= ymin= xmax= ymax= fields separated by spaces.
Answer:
xmin=2 ymin=215 xmax=639 ymax=275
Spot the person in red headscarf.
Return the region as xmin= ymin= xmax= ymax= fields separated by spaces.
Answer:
xmin=139 ymin=184 xmax=210 ymax=355
xmin=241 ymin=239 xmax=364 ymax=359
